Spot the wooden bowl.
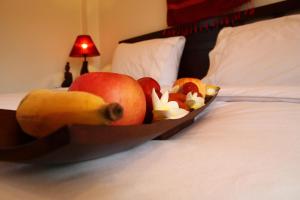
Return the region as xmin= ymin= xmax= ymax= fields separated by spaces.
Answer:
xmin=0 ymin=88 xmax=219 ymax=165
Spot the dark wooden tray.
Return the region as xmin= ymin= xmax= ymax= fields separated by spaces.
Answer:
xmin=0 ymin=89 xmax=219 ymax=165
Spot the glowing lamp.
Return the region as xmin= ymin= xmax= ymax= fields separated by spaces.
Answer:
xmin=69 ymin=35 xmax=100 ymax=75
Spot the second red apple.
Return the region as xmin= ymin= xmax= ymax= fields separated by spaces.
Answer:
xmin=137 ymin=77 xmax=162 ymax=123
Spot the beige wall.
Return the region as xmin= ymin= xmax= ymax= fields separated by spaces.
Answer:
xmin=0 ymin=0 xmax=84 ymax=93
xmin=97 ymin=0 xmax=168 ymax=67
xmin=97 ymin=0 xmax=285 ymax=68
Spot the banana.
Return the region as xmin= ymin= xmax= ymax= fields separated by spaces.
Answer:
xmin=16 ymin=89 xmax=123 ymax=138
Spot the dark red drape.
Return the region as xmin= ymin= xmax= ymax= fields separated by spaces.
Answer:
xmin=167 ymin=0 xmax=251 ymax=26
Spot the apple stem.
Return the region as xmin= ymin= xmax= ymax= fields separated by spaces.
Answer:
xmin=105 ymin=103 xmax=124 ymax=121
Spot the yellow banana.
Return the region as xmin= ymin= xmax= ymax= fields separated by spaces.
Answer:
xmin=16 ymin=89 xmax=123 ymax=138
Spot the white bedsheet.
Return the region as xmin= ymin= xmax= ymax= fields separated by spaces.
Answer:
xmin=0 ymin=87 xmax=300 ymax=200
xmin=0 ymin=92 xmax=27 ymax=110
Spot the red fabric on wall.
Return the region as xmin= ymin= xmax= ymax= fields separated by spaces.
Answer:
xmin=167 ymin=0 xmax=251 ymax=26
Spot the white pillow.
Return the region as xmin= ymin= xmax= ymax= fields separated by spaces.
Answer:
xmin=203 ymin=14 xmax=300 ymax=87
xmin=111 ymin=36 xmax=186 ymax=87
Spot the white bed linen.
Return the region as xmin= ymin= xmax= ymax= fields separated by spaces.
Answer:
xmin=0 ymin=87 xmax=300 ymax=200
xmin=204 ymin=14 xmax=300 ymax=87
xmin=0 ymin=92 xmax=27 ymax=110
xmin=0 ymin=88 xmax=67 ymax=110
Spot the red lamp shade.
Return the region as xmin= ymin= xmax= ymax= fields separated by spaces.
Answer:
xmin=69 ymin=35 xmax=100 ymax=57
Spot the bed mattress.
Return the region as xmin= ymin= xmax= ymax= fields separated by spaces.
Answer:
xmin=0 ymin=87 xmax=299 ymax=199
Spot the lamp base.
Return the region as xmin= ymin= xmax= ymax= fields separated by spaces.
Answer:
xmin=80 ymin=61 xmax=89 ymax=75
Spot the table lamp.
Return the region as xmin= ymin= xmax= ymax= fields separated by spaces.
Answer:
xmin=69 ymin=35 xmax=100 ymax=75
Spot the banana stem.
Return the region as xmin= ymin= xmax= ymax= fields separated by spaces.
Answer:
xmin=105 ymin=103 xmax=123 ymax=121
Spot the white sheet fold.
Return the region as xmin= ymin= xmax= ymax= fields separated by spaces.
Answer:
xmin=217 ymin=86 xmax=300 ymax=103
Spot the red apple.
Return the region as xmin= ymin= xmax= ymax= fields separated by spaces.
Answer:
xmin=69 ymin=72 xmax=146 ymax=125
xmin=169 ymin=92 xmax=186 ymax=102
xmin=174 ymin=78 xmax=206 ymax=97
xmin=169 ymin=93 xmax=189 ymax=111
xmin=181 ymin=82 xmax=202 ymax=97
xmin=181 ymin=82 xmax=199 ymax=94
xmin=137 ymin=77 xmax=161 ymax=123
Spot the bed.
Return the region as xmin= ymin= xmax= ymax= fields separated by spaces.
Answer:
xmin=0 ymin=1 xmax=300 ymax=199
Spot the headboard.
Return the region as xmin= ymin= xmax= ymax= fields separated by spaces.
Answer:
xmin=120 ymin=0 xmax=300 ymax=79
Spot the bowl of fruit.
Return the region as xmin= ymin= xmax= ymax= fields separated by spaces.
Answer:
xmin=0 ymin=72 xmax=219 ymax=165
